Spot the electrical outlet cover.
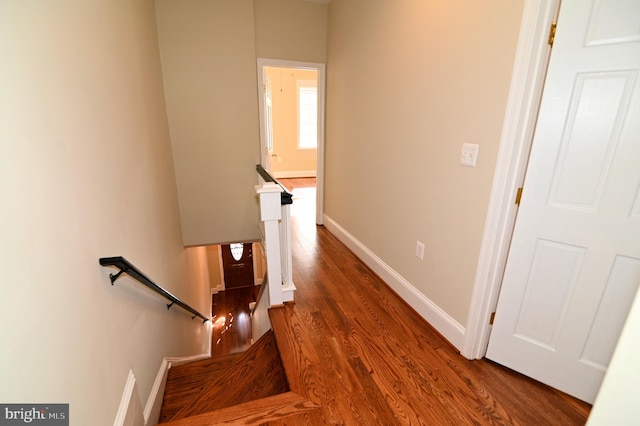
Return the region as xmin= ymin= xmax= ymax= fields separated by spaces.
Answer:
xmin=461 ymin=143 xmax=479 ymax=167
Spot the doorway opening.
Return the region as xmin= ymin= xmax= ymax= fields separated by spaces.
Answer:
xmin=278 ymin=177 xmax=318 ymax=225
xmin=202 ymin=242 xmax=265 ymax=356
xmin=257 ymin=58 xmax=326 ymax=225
xmin=221 ymin=243 xmax=255 ymax=289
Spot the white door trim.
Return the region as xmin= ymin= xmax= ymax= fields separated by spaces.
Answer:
xmin=461 ymin=0 xmax=560 ymax=359
xmin=256 ymin=58 xmax=326 ymax=225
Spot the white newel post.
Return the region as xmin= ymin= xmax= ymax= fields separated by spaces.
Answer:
xmin=256 ymin=183 xmax=283 ymax=306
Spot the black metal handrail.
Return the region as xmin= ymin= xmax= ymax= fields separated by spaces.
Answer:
xmin=256 ymin=164 xmax=293 ymax=205
xmin=99 ymin=256 xmax=209 ymax=323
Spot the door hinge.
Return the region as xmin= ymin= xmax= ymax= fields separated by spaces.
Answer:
xmin=489 ymin=312 xmax=496 ymax=325
xmin=548 ymin=22 xmax=557 ymax=46
xmin=515 ymin=187 xmax=523 ymax=206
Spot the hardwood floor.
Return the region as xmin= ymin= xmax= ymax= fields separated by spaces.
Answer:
xmin=270 ymin=177 xmax=591 ymax=424
xmin=278 ymin=177 xmax=316 ymax=191
xmin=162 ymin=177 xmax=590 ymax=424
xmin=160 ymin=330 xmax=290 ymax=424
xmin=159 ymin=353 xmax=241 ymax=422
xmin=211 ymin=285 xmax=261 ymax=357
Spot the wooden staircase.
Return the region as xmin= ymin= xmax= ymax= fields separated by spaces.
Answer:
xmin=158 ymin=324 xmax=319 ymax=425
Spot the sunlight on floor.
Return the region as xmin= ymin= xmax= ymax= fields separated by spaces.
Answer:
xmin=291 ymin=187 xmax=316 ymax=218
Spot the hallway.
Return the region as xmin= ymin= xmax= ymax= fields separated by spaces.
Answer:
xmin=269 ymin=178 xmax=591 ymax=424
xmin=169 ymin=176 xmax=591 ymax=424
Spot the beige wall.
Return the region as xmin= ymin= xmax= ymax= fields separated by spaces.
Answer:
xmin=266 ymin=67 xmax=318 ymax=177
xmin=254 ymin=0 xmax=328 ymax=63
xmin=0 ymin=0 xmax=210 ymax=423
xmin=324 ymin=0 xmax=524 ymax=325
xmin=155 ymin=0 xmax=328 ymax=246
xmin=206 ymin=245 xmax=223 ymax=290
xmin=155 ymin=0 xmax=262 ymax=246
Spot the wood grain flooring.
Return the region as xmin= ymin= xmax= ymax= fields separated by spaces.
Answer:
xmin=211 ymin=285 xmax=261 ymax=357
xmin=160 ymin=329 xmax=289 ymax=423
xmin=159 ymin=353 xmax=241 ymax=423
xmin=159 ymin=392 xmax=320 ymax=426
xmin=159 ymin=177 xmax=591 ymax=424
xmin=272 ymin=178 xmax=591 ymax=425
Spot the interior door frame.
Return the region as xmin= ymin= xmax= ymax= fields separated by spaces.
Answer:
xmin=256 ymin=58 xmax=326 ymax=226
xmin=461 ymin=0 xmax=561 ymax=359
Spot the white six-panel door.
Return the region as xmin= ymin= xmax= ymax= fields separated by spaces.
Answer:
xmin=487 ymin=0 xmax=640 ymax=403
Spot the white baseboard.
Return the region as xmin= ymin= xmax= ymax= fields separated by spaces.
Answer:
xmin=164 ymin=351 xmax=211 ymax=367
xmin=272 ymin=170 xmax=317 ymax=179
xmin=143 ymin=359 xmax=169 ymax=426
xmin=143 ymin=349 xmax=212 ymax=426
xmin=323 ymin=215 xmax=465 ymax=351
xmin=143 ymin=322 xmax=212 ymax=425
xmin=115 ymin=370 xmax=145 ymax=426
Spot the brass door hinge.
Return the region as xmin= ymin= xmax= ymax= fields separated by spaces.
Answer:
xmin=548 ymin=22 xmax=557 ymax=46
xmin=489 ymin=312 xmax=496 ymax=325
xmin=515 ymin=187 xmax=523 ymax=206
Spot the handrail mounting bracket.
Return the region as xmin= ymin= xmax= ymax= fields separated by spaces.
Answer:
xmin=109 ymin=268 xmax=128 ymax=285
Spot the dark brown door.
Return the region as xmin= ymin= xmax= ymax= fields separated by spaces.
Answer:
xmin=221 ymin=243 xmax=255 ymax=289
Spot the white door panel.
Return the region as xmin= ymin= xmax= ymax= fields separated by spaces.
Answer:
xmin=487 ymin=0 xmax=640 ymax=403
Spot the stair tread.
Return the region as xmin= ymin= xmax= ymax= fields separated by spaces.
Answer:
xmin=168 ymin=329 xmax=290 ymax=421
xmin=159 ymin=353 xmax=242 ymax=422
xmin=268 ymin=306 xmax=322 ymax=402
xmin=158 ymin=392 xmax=319 ymax=426
xmin=258 ymin=407 xmax=324 ymax=425
xmin=168 ymin=353 xmax=240 ymax=380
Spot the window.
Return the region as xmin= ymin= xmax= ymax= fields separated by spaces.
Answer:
xmin=230 ymin=243 xmax=244 ymax=261
xmin=298 ymin=81 xmax=318 ymax=149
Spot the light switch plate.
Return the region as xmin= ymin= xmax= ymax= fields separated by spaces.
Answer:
xmin=415 ymin=241 xmax=425 ymax=260
xmin=460 ymin=143 xmax=479 ymax=167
